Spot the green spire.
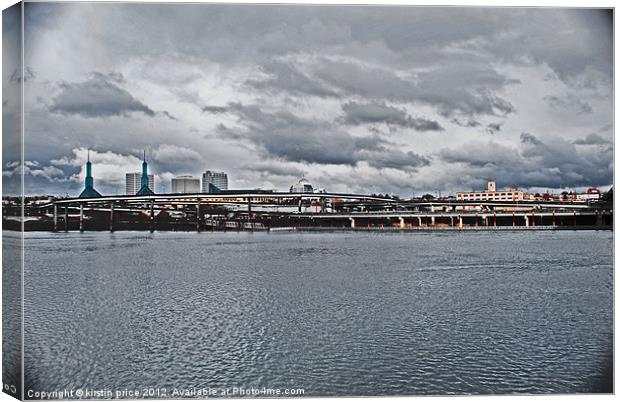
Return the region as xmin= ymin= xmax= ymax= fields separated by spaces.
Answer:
xmin=79 ymin=149 xmax=102 ymax=198
xmin=136 ymin=149 xmax=154 ymax=195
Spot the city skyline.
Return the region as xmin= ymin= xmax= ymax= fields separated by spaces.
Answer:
xmin=69 ymin=152 xmax=608 ymax=198
xmin=2 ymin=4 xmax=613 ymax=197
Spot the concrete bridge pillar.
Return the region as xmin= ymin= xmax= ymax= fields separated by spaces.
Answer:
xmin=109 ymin=202 xmax=114 ymax=232
xmin=524 ymin=215 xmax=529 ymax=227
xmin=431 ymin=215 xmax=435 ymax=225
xmin=458 ymin=215 xmax=463 ymax=228
xmin=298 ymin=197 xmax=302 ymax=213
xmin=512 ymin=213 xmax=515 ymax=227
xmin=417 ymin=216 xmax=422 ymax=227
xmin=53 ymin=204 xmax=58 ymax=232
xmin=64 ymin=207 xmax=68 ymax=232
xmin=79 ymin=203 xmax=84 ymax=232
xmin=350 ymin=217 xmax=356 ymax=229
xmin=248 ymin=197 xmax=252 ymax=214
xmin=475 ymin=214 xmax=479 ymax=227
xmin=573 ymin=212 xmax=577 ymax=226
xmin=493 ymin=213 xmax=497 ymax=227
xmin=399 ymin=217 xmax=405 ymax=228
xmin=150 ymin=200 xmax=155 ymax=233
xmin=552 ymin=211 xmax=556 ymax=226
xmin=196 ymin=200 xmax=202 ymax=232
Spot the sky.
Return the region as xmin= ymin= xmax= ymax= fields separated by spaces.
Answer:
xmin=2 ymin=3 xmax=614 ymax=196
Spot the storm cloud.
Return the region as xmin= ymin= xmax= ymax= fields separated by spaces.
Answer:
xmin=341 ymin=101 xmax=443 ymax=131
xmin=8 ymin=4 xmax=613 ymax=196
xmin=574 ymin=133 xmax=611 ymax=145
xmin=212 ymin=102 xmax=429 ymax=170
xmin=545 ymin=95 xmax=593 ymax=115
xmin=246 ymin=60 xmax=339 ymax=98
xmin=438 ymin=133 xmax=612 ymax=189
xmin=49 ymin=73 xmax=156 ymax=118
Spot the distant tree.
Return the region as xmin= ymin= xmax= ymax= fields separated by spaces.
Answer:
xmin=422 ymin=193 xmax=435 ymax=201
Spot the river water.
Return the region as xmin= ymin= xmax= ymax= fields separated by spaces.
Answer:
xmin=19 ymin=230 xmax=612 ymax=396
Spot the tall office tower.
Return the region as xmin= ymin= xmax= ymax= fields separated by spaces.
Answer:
xmin=202 ymin=171 xmax=228 ymax=193
xmin=126 ymin=172 xmax=154 ymax=195
xmin=171 ymin=176 xmax=200 ymax=194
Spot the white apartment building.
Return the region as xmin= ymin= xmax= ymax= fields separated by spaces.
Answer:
xmin=171 ymin=176 xmax=200 ymax=194
xmin=126 ymin=172 xmax=154 ymax=195
xmin=202 ymin=171 xmax=228 ymax=193
xmin=456 ymin=180 xmax=534 ymax=202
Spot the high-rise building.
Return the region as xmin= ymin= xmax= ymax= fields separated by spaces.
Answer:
xmin=172 ymin=176 xmax=200 ymax=194
xmin=126 ymin=173 xmax=154 ymax=195
xmin=202 ymin=171 xmax=228 ymax=193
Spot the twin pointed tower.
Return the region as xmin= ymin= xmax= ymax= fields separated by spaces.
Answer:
xmin=78 ymin=149 xmax=154 ymax=197
xmin=78 ymin=150 xmax=102 ymax=198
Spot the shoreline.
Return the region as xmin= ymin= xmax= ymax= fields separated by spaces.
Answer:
xmin=3 ymin=225 xmax=613 ymax=233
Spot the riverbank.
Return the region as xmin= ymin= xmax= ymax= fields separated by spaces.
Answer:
xmin=2 ymin=220 xmax=613 ymax=232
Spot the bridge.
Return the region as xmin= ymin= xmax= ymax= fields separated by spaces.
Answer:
xmin=38 ymin=190 xmax=610 ymax=232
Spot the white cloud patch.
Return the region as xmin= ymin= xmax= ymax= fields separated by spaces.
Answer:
xmin=52 ymin=147 xmax=143 ymax=187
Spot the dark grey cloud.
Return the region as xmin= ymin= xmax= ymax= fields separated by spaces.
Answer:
xmin=202 ymin=105 xmax=229 ymax=114
xmin=161 ymin=111 xmax=177 ymax=120
xmin=439 ymin=133 xmax=612 ymax=189
xmin=214 ymin=102 xmax=429 ymax=170
xmin=358 ymin=149 xmax=430 ymax=170
xmin=520 ymin=132 xmax=544 ymax=146
xmin=438 ymin=141 xmax=522 ymax=168
xmin=486 ymin=122 xmax=502 ymax=134
xmin=9 ymin=66 xmax=35 ymax=83
xmin=341 ymin=101 xmax=443 ymax=131
xmin=573 ymin=133 xmax=611 ymax=145
xmin=49 ymin=73 xmax=155 ymax=118
xmin=413 ymin=63 xmax=519 ymax=117
xmin=243 ymin=162 xmax=305 ymax=178
xmin=52 ymin=5 xmax=609 ymax=82
xmin=453 ymin=9 xmax=612 ymax=84
xmin=246 ymin=60 xmax=338 ymax=98
xmin=545 ymin=95 xmax=593 ymax=114
xmin=312 ymin=59 xmax=517 ymax=118
xmin=451 ymin=118 xmax=482 ymax=128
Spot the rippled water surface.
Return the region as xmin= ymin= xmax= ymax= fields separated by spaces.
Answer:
xmin=23 ymin=230 xmax=612 ymax=396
